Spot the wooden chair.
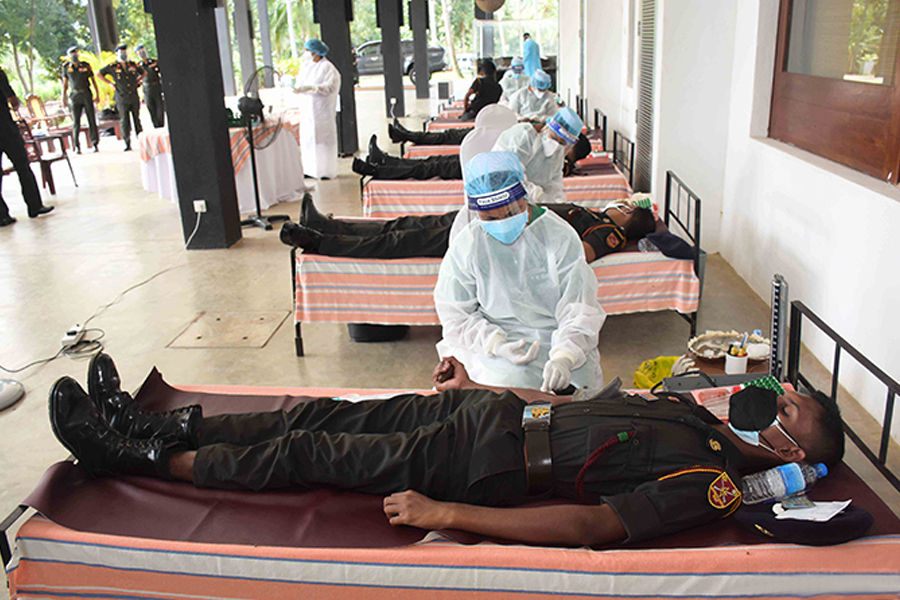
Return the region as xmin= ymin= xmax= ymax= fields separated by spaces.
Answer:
xmin=22 ymin=95 xmax=75 ymax=151
xmin=10 ymin=119 xmax=78 ymax=195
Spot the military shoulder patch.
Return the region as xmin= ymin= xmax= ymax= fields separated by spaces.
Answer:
xmin=708 ymin=471 xmax=741 ymax=510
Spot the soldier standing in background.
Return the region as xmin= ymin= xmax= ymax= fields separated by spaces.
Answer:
xmin=100 ymin=43 xmax=144 ymax=151
xmin=61 ymin=46 xmax=100 ymax=153
xmin=136 ymin=44 xmax=164 ymax=128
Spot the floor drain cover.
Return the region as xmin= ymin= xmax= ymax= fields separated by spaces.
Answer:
xmin=169 ymin=311 xmax=289 ymax=348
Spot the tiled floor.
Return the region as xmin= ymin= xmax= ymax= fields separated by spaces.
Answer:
xmin=1 ymin=89 xmax=897 ymax=567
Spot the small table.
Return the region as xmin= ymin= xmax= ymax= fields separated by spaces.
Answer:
xmin=138 ymin=120 xmax=305 ymax=215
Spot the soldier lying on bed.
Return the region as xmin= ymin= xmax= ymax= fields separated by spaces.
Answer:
xmin=49 ymin=353 xmax=843 ymax=547
xmin=280 ymin=194 xmax=657 ymax=264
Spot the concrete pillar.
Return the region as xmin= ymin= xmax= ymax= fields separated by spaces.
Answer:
xmin=315 ymin=0 xmax=359 ymax=155
xmin=215 ymin=6 xmax=237 ymax=97
xmin=409 ymin=0 xmax=430 ymax=99
xmin=149 ymin=0 xmax=242 ymax=249
xmin=377 ymin=0 xmax=406 ymax=118
xmin=233 ymin=0 xmax=257 ymax=96
xmin=256 ymin=0 xmax=275 ymax=87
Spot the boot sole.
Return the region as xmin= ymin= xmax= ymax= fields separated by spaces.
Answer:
xmin=48 ymin=378 xmax=83 ymax=463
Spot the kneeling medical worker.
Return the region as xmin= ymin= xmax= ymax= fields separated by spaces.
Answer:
xmin=434 ymin=151 xmax=606 ymax=393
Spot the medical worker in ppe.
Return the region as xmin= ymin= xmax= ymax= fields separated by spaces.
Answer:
xmin=492 ymin=106 xmax=583 ymax=203
xmin=434 ymin=151 xmax=606 ymax=393
xmin=294 ymin=38 xmax=341 ymax=179
xmin=499 ymin=58 xmax=529 ymax=101
xmin=522 ymin=33 xmax=541 ymax=78
xmin=506 ymin=70 xmax=558 ymax=121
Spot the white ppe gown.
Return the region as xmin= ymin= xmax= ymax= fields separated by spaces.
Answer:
xmin=435 ymin=209 xmax=606 ymax=390
xmin=492 ymin=123 xmax=567 ymax=203
xmin=507 ymin=87 xmax=558 ymax=121
xmin=499 ymin=71 xmax=530 ymax=101
xmin=296 ymin=57 xmax=341 ymax=179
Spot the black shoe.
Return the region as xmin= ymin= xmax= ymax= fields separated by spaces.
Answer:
xmin=75 ymin=145 xmax=82 ymax=155
xmin=28 ymin=205 xmax=54 ymax=218
xmin=352 ymin=157 xmax=377 ymax=177
xmin=87 ymin=353 xmax=201 ymax=448
xmin=124 ymin=141 xmax=131 ymax=152
xmin=279 ymin=222 xmax=323 ymax=252
xmin=49 ymin=376 xmax=185 ymax=479
xmin=93 ymin=144 xmax=99 ymax=153
xmin=299 ymin=193 xmax=333 ymax=230
xmin=367 ymin=134 xmax=387 ymax=165
xmin=0 ymin=215 xmax=15 ymax=227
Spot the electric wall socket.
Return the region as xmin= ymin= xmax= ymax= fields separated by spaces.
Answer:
xmin=61 ymin=324 xmax=85 ymax=348
xmin=193 ymin=200 xmax=207 ymax=213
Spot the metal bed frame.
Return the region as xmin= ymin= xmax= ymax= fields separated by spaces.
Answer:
xmin=787 ymin=300 xmax=900 ymax=492
xmin=663 ymin=170 xmax=703 ymax=337
xmin=611 ymin=131 xmax=635 ymax=188
xmin=593 ymin=108 xmax=607 ymax=152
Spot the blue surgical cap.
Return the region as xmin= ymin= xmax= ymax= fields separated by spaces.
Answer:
xmin=464 ymin=151 xmax=528 ymax=211
xmin=546 ymin=107 xmax=584 ymax=145
xmin=532 ymin=70 xmax=551 ymax=90
xmin=304 ymin=39 xmax=329 ymax=56
xmin=510 ymin=57 xmax=524 ymax=70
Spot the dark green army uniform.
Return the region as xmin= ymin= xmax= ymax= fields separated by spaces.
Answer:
xmin=99 ymin=60 xmax=144 ymax=145
xmin=192 ymin=386 xmax=745 ymax=544
xmin=61 ymin=60 xmax=98 ymax=149
xmin=140 ymin=59 xmax=164 ymax=128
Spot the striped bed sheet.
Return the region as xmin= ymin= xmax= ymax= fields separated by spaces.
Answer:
xmin=403 ymin=145 xmax=460 ymax=158
xmin=9 ymin=513 xmax=900 ymax=599
xmin=426 ymin=118 xmax=475 ymax=131
xmin=293 ymin=250 xmax=700 ymax=326
xmin=362 ymin=162 xmax=630 ymax=219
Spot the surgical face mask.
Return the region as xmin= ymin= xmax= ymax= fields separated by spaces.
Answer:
xmin=542 ymin=132 xmax=562 ymax=157
xmin=480 ymin=210 xmax=528 ymax=244
xmin=137 ymin=50 xmax=148 ymax=60
xmin=727 ymin=387 xmax=802 ymax=454
xmin=117 ymin=51 xmax=128 ymax=62
xmin=69 ymin=52 xmax=79 ymax=62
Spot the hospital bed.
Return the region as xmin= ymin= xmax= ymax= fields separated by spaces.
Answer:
xmin=363 ymin=126 xmax=629 ymax=220
xmin=401 ymin=107 xmax=609 ymax=160
xmin=292 ymin=168 xmax=700 ymax=357
xmin=4 ymin=300 xmax=900 ymax=598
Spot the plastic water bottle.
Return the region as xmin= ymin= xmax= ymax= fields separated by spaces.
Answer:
xmin=741 ymin=463 xmax=828 ymax=505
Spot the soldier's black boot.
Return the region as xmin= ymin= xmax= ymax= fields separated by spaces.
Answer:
xmin=88 ymin=353 xmax=201 ymax=448
xmin=49 ymin=376 xmax=185 ymax=479
xmin=299 ymin=193 xmax=332 ymax=230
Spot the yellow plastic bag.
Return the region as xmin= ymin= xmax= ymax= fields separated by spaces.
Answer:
xmin=633 ymin=356 xmax=680 ymax=389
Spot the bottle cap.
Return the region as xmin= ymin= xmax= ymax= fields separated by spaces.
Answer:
xmin=814 ymin=463 xmax=828 ymax=478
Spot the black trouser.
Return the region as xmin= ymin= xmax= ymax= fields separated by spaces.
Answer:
xmin=69 ymin=92 xmax=98 ymax=148
xmin=0 ymin=120 xmax=42 ymax=218
xmin=144 ymin=86 xmax=164 ymax=128
xmin=192 ymin=389 xmax=529 ymax=505
xmin=314 ymin=211 xmax=458 ymax=258
xmin=116 ymin=92 xmax=142 ymax=141
xmin=397 ymin=126 xmax=472 ymax=146
xmin=371 ymin=154 xmax=462 ymax=180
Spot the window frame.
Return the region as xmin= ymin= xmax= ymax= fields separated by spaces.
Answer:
xmin=769 ymin=0 xmax=900 ymax=183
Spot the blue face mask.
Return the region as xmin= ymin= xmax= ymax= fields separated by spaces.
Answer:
xmin=481 ymin=211 xmax=528 ymax=244
xmin=728 ymin=417 xmax=802 ymax=456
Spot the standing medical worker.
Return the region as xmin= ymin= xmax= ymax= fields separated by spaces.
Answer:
xmin=522 ymin=33 xmax=540 ymax=78
xmin=294 ymin=39 xmax=341 ymax=179
xmin=434 ymin=151 xmax=605 ymax=393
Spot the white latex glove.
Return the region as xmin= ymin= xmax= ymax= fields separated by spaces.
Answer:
xmin=541 ymin=352 xmax=575 ymax=393
xmin=293 ymin=84 xmax=314 ymax=94
xmin=492 ymin=339 xmax=540 ymax=366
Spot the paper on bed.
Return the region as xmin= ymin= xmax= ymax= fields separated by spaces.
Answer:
xmin=775 ymin=499 xmax=853 ymax=522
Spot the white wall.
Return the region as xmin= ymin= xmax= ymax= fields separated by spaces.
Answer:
xmin=584 ymin=0 xmax=632 ymax=140
xmin=558 ymin=0 xmax=581 ymax=106
xmin=653 ymin=0 xmax=738 ymax=252
xmin=720 ymin=0 xmax=900 ymax=437
xmin=563 ymin=0 xmax=900 ymax=435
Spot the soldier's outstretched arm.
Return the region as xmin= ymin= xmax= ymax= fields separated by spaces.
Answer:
xmin=383 ymin=490 xmax=626 ymax=547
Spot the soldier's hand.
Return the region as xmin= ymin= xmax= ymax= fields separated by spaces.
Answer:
xmin=433 ymin=356 xmax=471 ymax=391
xmin=384 ymin=490 xmax=452 ymax=530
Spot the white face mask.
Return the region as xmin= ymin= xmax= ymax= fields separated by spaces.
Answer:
xmin=542 ymin=133 xmax=561 ymax=157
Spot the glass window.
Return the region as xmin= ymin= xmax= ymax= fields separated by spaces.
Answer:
xmin=786 ymin=0 xmax=900 ymax=85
